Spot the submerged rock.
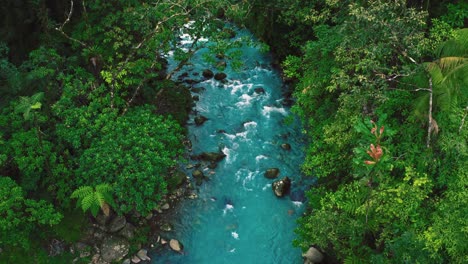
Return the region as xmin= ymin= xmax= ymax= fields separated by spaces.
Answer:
xmin=169 ymin=239 xmax=183 ymax=252
xmin=264 ymin=168 xmax=280 ymax=179
xmin=191 ymin=87 xmax=204 ymax=93
xmin=160 ymin=222 xmax=173 ymax=232
xmin=194 ymin=115 xmax=208 ymax=126
xmin=272 ymin=177 xmax=291 ymax=197
xmin=192 ymin=169 xmax=204 ymax=179
xmin=208 ymin=162 xmax=218 ymax=169
xmin=254 ymin=87 xmax=265 ymax=94
xmin=290 ymin=189 xmax=306 ymax=202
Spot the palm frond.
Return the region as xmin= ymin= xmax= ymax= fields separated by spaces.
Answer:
xmin=441 ymin=62 xmax=468 ymax=87
xmin=437 ymin=28 xmax=468 ymax=58
xmin=436 ymin=57 xmax=467 ymax=74
xmin=424 ymin=62 xmax=444 ymax=84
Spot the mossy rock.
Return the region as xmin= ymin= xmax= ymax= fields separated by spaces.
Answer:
xmin=166 ymin=170 xmax=187 ymax=192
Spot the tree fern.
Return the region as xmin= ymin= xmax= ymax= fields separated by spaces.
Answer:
xmin=70 ymin=183 xmax=114 ymax=217
xmin=70 ymin=185 xmax=93 ymax=200
xmin=81 ymin=193 xmax=97 ymax=213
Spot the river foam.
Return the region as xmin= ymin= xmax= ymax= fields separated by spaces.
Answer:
xmin=152 ymin=23 xmax=306 ymax=264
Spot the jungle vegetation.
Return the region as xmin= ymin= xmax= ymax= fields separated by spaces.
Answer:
xmin=1 ymin=0 xmax=466 ymax=263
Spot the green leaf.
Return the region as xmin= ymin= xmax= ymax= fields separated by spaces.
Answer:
xmin=30 ymin=102 xmax=42 ymax=110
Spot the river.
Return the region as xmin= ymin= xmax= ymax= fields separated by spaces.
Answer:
xmin=151 ymin=25 xmax=307 ymax=264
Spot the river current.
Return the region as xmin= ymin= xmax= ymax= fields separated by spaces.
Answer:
xmin=152 ymin=26 xmax=306 ymax=264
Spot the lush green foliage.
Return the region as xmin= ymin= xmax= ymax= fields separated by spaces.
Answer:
xmin=244 ymin=0 xmax=468 ymax=263
xmin=0 ymin=0 xmax=248 ymax=258
xmin=1 ymin=0 xmax=466 ymax=262
xmin=0 ymin=177 xmax=62 ymax=249
xmin=75 ymin=107 xmax=184 ymax=215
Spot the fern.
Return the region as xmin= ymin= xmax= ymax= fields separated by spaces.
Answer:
xmin=70 ymin=184 xmax=114 ymax=217
xmin=81 ymin=193 xmax=96 ymax=212
xmin=344 ymin=254 xmax=363 ymax=264
xmin=70 ymin=185 xmax=93 ymax=199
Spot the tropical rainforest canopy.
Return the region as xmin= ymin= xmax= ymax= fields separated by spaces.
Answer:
xmin=0 ymin=0 xmax=466 ymax=263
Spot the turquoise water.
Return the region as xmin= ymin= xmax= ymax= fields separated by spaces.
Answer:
xmin=152 ymin=27 xmax=307 ymax=264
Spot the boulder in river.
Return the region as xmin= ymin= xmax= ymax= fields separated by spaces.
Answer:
xmin=272 ymin=177 xmax=291 ymax=197
xmin=302 ymin=246 xmax=324 ymax=263
xmin=214 ymin=72 xmax=227 ymax=81
xmin=208 ymin=161 xmax=218 ymax=169
xmin=202 ymin=69 xmax=214 ymax=79
xmin=289 ymin=189 xmax=306 ymax=202
xmin=264 ymin=168 xmax=280 ymax=179
xmin=192 ymin=169 xmax=204 ymax=179
xmin=194 ymin=115 xmax=208 ymax=126
xmin=100 ymin=235 xmax=130 ymax=262
xmin=184 ymin=79 xmax=201 ymax=85
xmin=169 ymin=239 xmax=183 ymax=252
xmin=191 ymin=87 xmax=204 ymax=93
xmin=196 ymin=152 xmax=226 ymax=162
xmin=254 ymin=87 xmax=265 ymax=94
xmin=131 ymin=255 xmax=141 ymax=263
xmin=281 ymin=143 xmax=291 ymax=151
xmin=160 ymin=222 xmax=174 ymax=232
xmin=136 ymin=249 xmax=151 ymax=261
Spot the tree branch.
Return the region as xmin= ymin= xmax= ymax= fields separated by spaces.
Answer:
xmin=55 ymin=0 xmax=87 ymax=47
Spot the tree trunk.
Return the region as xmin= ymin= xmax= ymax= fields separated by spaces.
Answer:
xmin=426 ymin=77 xmax=433 ymax=148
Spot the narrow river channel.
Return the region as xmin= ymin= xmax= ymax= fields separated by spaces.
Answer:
xmin=152 ymin=25 xmax=307 ymax=264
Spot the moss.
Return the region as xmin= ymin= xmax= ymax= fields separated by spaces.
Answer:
xmin=52 ymin=209 xmax=90 ymax=243
xmin=166 ymin=170 xmax=187 ymax=192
